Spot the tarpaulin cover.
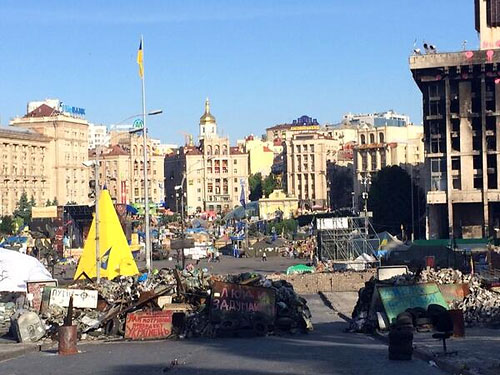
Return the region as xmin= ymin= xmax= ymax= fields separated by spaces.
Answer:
xmin=0 ymin=247 xmax=53 ymax=292
xmin=286 ymin=264 xmax=315 ymax=275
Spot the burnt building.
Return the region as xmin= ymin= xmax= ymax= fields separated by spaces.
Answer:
xmin=410 ymin=0 xmax=500 ymax=239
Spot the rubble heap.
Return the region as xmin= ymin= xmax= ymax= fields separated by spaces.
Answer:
xmin=0 ymin=302 xmax=16 ymax=335
xmin=11 ymin=267 xmax=312 ymax=342
xmin=450 ymin=277 xmax=500 ymax=327
xmin=350 ymin=267 xmax=500 ymax=331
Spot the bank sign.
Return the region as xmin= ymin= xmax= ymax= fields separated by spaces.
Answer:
xmin=60 ymin=103 xmax=85 ymax=117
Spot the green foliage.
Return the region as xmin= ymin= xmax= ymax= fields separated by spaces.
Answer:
xmin=46 ymin=199 xmax=52 ymax=207
xmin=273 ymin=219 xmax=297 ymax=239
xmin=367 ymin=166 xmax=425 ymax=239
xmin=0 ymin=215 xmax=14 ymax=235
xmin=66 ymin=201 xmax=77 ymax=205
xmin=52 ymin=197 xmax=58 ymax=206
xmin=29 ymin=195 xmax=36 ymax=207
xmin=328 ymin=164 xmax=354 ymax=210
xmin=13 ymin=192 xmax=32 ymax=226
xmin=249 ymin=173 xmax=263 ymax=201
xmin=262 ymin=174 xmax=277 ymax=198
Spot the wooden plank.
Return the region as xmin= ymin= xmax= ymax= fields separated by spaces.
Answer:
xmin=124 ymin=310 xmax=172 ymax=340
xmin=378 ymin=283 xmax=448 ymax=324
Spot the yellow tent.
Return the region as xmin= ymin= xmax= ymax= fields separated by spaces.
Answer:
xmin=74 ymin=189 xmax=139 ymax=280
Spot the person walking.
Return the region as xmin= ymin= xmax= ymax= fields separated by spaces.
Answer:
xmin=262 ymin=251 xmax=267 ymax=262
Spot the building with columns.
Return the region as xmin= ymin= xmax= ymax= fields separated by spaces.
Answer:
xmin=0 ymin=126 xmax=51 ymax=215
xmin=283 ymin=132 xmax=338 ymax=210
xmin=89 ymin=134 xmax=165 ymax=205
xmin=164 ymin=99 xmax=249 ymax=215
xmin=352 ymin=124 xmax=424 ymax=206
xmin=10 ymin=102 xmax=90 ymax=206
xmin=410 ymin=0 xmax=500 ymax=239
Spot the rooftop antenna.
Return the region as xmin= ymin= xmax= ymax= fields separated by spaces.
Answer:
xmin=462 ymin=40 xmax=468 ymax=51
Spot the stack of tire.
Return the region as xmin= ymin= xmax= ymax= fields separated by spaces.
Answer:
xmin=388 ymin=312 xmax=414 ymax=360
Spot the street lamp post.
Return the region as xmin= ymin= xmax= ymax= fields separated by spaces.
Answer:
xmin=174 ymin=159 xmax=213 ymax=268
xmin=83 ymin=156 xmax=101 ymax=283
xmin=128 ymin=110 xmax=162 ymax=274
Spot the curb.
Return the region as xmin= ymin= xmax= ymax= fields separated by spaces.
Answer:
xmin=0 ymin=342 xmax=56 ymax=363
xmin=317 ymin=292 xmax=497 ymax=375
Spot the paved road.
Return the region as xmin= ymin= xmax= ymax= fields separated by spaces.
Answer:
xmin=0 ymin=295 xmax=444 ymax=375
xmin=57 ymin=255 xmax=306 ymax=283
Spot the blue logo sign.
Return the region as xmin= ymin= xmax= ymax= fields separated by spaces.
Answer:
xmin=133 ymin=118 xmax=144 ymax=128
xmin=61 ymin=104 xmax=85 ymax=116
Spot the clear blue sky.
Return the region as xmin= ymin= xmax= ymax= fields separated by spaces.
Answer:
xmin=0 ymin=0 xmax=477 ymax=145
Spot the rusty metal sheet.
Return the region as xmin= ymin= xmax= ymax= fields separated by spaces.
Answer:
xmin=26 ymin=280 xmax=57 ymax=313
xmin=438 ymin=283 xmax=470 ymax=305
xmin=210 ymin=281 xmax=276 ymax=325
xmin=125 ymin=310 xmax=172 ymax=340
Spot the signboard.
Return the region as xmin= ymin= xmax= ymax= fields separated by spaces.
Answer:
xmin=378 ymin=283 xmax=448 ymax=324
xmin=125 ymin=310 xmax=172 ymax=340
xmin=32 ymin=206 xmax=58 ymax=219
xmin=210 ymin=281 xmax=276 ymax=324
xmin=290 ymin=125 xmax=320 ymax=131
xmin=61 ymin=104 xmax=85 ymax=117
xmin=26 ymin=280 xmax=57 ymax=312
xmin=317 ymin=217 xmax=349 ymax=230
xmin=49 ymin=288 xmax=98 ymax=309
xmin=133 ymin=118 xmax=144 ymax=129
xmin=438 ymin=283 xmax=470 ymax=305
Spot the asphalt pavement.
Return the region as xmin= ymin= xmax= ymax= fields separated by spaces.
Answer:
xmin=0 ymin=294 xmax=445 ymax=375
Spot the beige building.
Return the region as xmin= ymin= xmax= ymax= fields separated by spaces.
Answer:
xmin=353 ymin=124 xmax=424 ymax=202
xmin=243 ymin=136 xmax=275 ymax=176
xmin=91 ymin=134 xmax=165 ymax=205
xmin=164 ymin=99 xmax=249 ymax=215
xmin=266 ymin=115 xmax=321 ymax=143
xmin=284 ymin=133 xmax=339 ymax=209
xmin=10 ymin=103 xmax=90 ymax=206
xmin=0 ymin=127 xmax=51 ymax=215
xmin=259 ymin=189 xmax=298 ymax=220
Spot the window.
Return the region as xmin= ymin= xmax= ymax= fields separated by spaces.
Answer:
xmin=360 ymin=135 xmax=366 ymax=145
xmin=296 ymin=145 xmax=301 ymax=153
xmin=234 ymin=169 xmax=237 ymax=173
xmin=379 ymin=133 xmax=384 ymax=143
xmin=369 ymin=134 xmax=375 ymax=144
xmin=233 ymin=160 xmax=237 ymax=165
xmin=234 ymin=187 xmax=238 ymax=192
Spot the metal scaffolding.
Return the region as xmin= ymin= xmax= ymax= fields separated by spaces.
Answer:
xmin=316 ymin=216 xmax=380 ymax=261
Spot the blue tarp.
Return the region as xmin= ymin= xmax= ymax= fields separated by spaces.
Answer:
xmin=126 ymin=205 xmax=139 ymax=215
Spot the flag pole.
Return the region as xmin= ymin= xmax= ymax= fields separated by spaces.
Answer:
xmin=140 ymin=35 xmax=152 ymax=273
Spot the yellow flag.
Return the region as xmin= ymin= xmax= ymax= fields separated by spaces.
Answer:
xmin=137 ymin=40 xmax=144 ymax=79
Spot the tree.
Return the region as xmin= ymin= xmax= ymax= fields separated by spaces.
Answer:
xmin=262 ymin=174 xmax=277 ymax=198
xmin=29 ymin=195 xmax=36 ymax=207
xmin=45 ymin=199 xmax=52 ymax=207
xmin=249 ymin=173 xmax=263 ymax=201
xmin=0 ymin=216 xmax=14 ymax=235
xmin=328 ymin=163 xmax=354 ymax=210
xmin=367 ymin=166 xmax=425 ymax=239
xmin=13 ymin=192 xmax=32 ymax=226
xmin=52 ymin=197 xmax=58 ymax=206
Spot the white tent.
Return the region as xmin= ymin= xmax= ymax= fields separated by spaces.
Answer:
xmin=0 ymin=247 xmax=53 ymax=292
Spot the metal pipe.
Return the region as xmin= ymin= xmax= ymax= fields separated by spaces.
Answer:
xmin=95 ymin=157 xmax=100 ymax=283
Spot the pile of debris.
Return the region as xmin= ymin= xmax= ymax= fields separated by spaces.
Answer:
xmin=350 ymin=267 xmax=500 ymax=332
xmin=0 ymin=301 xmax=16 ymax=335
xmin=8 ymin=267 xmax=313 ymax=343
xmin=449 ymin=277 xmax=500 ymax=327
